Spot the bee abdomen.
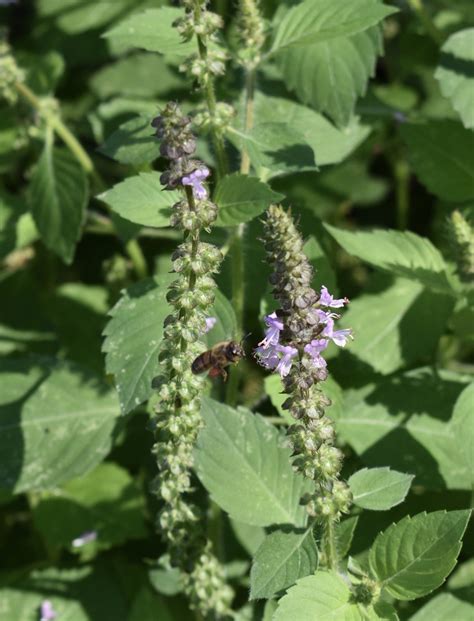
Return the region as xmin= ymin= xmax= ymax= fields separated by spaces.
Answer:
xmin=192 ymin=352 xmax=210 ymax=374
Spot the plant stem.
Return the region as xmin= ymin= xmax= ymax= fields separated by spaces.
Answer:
xmin=15 ymin=81 xmax=94 ymax=175
xmin=407 ymin=0 xmax=444 ymax=45
xmin=324 ymin=516 xmax=339 ymax=572
xmin=394 ymin=159 xmax=410 ymax=231
xmin=240 ymin=69 xmax=255 ymax=176
xmin=193 ymin=3 xmax=227 ymax=179
xmin=225 ymin=68 xmax=256 ymax=406
xmin=125 ymin=239 xmax=148 ymax=280
xmin=15 ymin=81 xmax=148 ymax=279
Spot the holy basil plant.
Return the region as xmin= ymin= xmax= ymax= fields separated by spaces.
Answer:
xmin=0 ymin=1 xmax=472 ymax=620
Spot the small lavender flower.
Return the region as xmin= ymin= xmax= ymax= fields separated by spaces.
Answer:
xmin=304 ymin=339 xmax=328 ymax=369
xmin=275 ymin=345 xmax=298 ymax=378
xmin=319 ymin=286 xmax=348 ymax=308
xmin=320 ymin=315 xmax=353 ymax=347
xmin=204 ymin=316 xmax=217 ymax=333
xmin=255 ymin=344 xmax=280 ymax=370
xmin=259 ymin=311 xmax=283 ymax=347
xmin=182 ymin=166 xmax=210 ymax=200
xmin=40 ymin=601 xmax=56 ymax=621
xmin=71 ymin=530 xmax=97 ymax=548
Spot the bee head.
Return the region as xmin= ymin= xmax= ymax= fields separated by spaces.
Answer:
xmin=226 ymin=341 xmax=245 ymax=361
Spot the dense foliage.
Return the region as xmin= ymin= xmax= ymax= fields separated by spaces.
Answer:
xmin=0 ymin=1 xmax=473 ymax=620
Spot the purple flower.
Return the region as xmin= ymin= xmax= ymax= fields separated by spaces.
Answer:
xmin=204 ymin=316 xmax=217 ymax=333
xmin=40 ymin=601 xmax=56 ymax=621
xmin=255 ymin=344 xmax=280 ymax=370
xmin=393 ymin=111 xmax=407 ymax=124
xmin=182 ymin=167 xmax=210 ymax=200
xmin=321 ymin=316 xmax=353 ymax=347
xmin=304 ymin=339 xmax=328 ymax=369
xmin=72 ymin=530 xmax=97 ymax=548
xmin=0 ymin=0 xmax=18 ymax=5
xmin=275 ymin=345 xmax=298 ymax=378
xmin=319 ymin=286 xmax=348 ymax=309
xmin=259 ymin=312 xmax=284 ymax=347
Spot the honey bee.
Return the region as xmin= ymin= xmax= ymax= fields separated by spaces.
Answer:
xmin=192 ymin=340 xmax=245 ymax=382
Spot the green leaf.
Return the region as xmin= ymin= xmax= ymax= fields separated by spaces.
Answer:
xmin=103 ymin=277 xmax=236 ymax=415
xmin=304 ymin=235 xmax=338 ymax=294
xmin=348 ymin=467 xmax=414 ymax=511
xmin=39 ymin=0 xmax=135 ymax=35
xmin=28 ymin=145 xmax=88 ymax=264
xmin=0 ymin=356 xmax=119 ymax=494
xmin=409 ymin=593 xmax=474 ymax=621
xmin=250 ymin=527 xmax=318 ymax=600
xmin=229 ymin=122 xmax=316 ymax=180
xmin=0 ymin=565 xmax=129 ymax=621
xmin=203 ymin=289 xmax=238 ymax=348
xmin=336 ymin=367 xmax=471 ymax=489
xmin=149 ymin=556 xmax=183 ymax=596
xmin=336 ymin=516 xmax=359 ymax=558
xmin=102 ymin=274 xmax=173 ymax=416
xmin=33 ymin=463 xmax=146 ymax=555
xmin=0 ymin=192 xmax=38 ymax=260
xmin=231 ymin=519 xmax=266 ymax=556
xmin=235 ymin=93 xmax=371 ymax=172
xmin=271 ymin=0 xmax=397 ymax=53
xmin=45 ymin=283 xmax=109 ymax=374
xmin=369 ymin=510 xmax=471 ymax=600
xmin=435 ymin=28 xmax=474 ymax=130
xmin=324 ymin=224 xmax=455 ymax=294
xmin=98 ymin=172 xmax=180 ymax=228
xmin=103 ymin=7 xmax=195 ymax=59
xmin=400 ymin=121 xmax=474 ymax=202
xmin=129 ymin=586 xmax=175 ymax=621
xmin=273 ymin=571 xmax=396 ymax=621
xmin=214 ymin=174 xmax=284 ymax=227
xmin=339 ymin=277 xmax=454 ymax=374
xmin=99 ymin=117 xmax=161 ymax=166
xmin=90 ymin=53 xmax=184 ymax=99
xmin=450 ymin=383 xmax=474 ymax=487
xmin=195 ymin=398 xmax=311 ymax=527
xmin=278 ymin=26 xmax=383 ymax=127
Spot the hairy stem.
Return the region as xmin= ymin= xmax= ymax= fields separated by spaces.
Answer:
xmin=15 ymin=81 xmax=148 ymax=278
xmin=225 ymin=68 xmax=256 ymax=405
xmin=15 ymin=81 xmax=94 ymax=175
xmin=407 ymin=0 xmax=444 ymax=45
xmin=324 ymin=516 xmax=339 ymax=572
xmin=193 ymin=3 xmax=227 ymax=179
xmin=394 ymin=159 xmax=410 ymax=231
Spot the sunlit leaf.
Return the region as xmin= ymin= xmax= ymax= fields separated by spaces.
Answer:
xmin=0 ymin=357 xmax=119 ymax=493
xmin=349 ymin=467 xmax=414 ymax=511
xmin=250 ymin=527 xmax=318 ymax=600
xmin=98 ymin=172 xmax=179 ymax=228
xmin=195 ymin=398 xmax=311 ymax=527
xmin=435 ymin=28 xmax=474 ymax=130
xmin=369 ymin=510 xmax=471 ymax=600
xmin=28 ymin=144 xmax=88 ymax=264
xmin=271 ymin=0 xmax=397 ymax=53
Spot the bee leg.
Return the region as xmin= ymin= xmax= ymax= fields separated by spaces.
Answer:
xmin=221 ymin=368 xmax=228 ymax=382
